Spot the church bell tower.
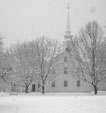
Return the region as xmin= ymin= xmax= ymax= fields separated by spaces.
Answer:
xmin=64 ymin=3 xmax=73 ymax=51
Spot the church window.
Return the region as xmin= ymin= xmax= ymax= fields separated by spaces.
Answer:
xmin=52 ymin=81 xmax=55 ymax=87
xmin=64 ymin=56 xmax=67 ymax=62
xmin=77 ymin=80 xmax=80 ymax=87
xmin=64 ymin=67 xmax=67 ymax=74
xmin=64 ymin=80 xmax=68 ymax=87
xmin=38 ymin=83 xmax=40 ymax=88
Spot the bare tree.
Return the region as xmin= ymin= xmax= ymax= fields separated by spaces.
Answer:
xmin=0 ymin=52 xmax=12 ymax=82
xmin=69 ymin=21 xmax=105 ymax=94
xmin=9 ymin=42 xmax=38 ymax=93
xmin=0 ymin=36 xmax=12 ymax=82
xmin=33 ymin=36 xmax=61 ymax=94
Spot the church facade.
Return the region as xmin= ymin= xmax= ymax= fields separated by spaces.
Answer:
xmin=23 ymin=49 xmax=106 ymax=93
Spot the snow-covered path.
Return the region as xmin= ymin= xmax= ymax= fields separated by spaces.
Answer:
xmin=0 ymin=94 xmax=106 ymax=113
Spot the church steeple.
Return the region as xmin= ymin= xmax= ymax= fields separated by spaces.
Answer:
xmin=66 ymin=3 xmax=71 ymax=34
xmin=64 ymin=3 xmax=72 ymax=40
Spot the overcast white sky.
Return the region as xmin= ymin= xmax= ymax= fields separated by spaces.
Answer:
xmin=0 ymin=0 xmax=106 ymax=47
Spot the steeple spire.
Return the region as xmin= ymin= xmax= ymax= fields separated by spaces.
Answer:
xmin=64 ymin=2 xmax=72 ymax=40
xmin=64 ymin=2 xmax=73 ymax=52
xmin=66 ymin=3 xmax=70 ymax=33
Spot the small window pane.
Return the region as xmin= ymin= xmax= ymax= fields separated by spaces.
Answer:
xmin=38 ymin=83 xmax=40 ymax=88
xmin=64 ymin=67 xmax=67 ymax=74
xmin=77 ymin=80 xmax=80 ymax=87
xmin=64 ymin=80 xmax=68 ymax=87
xmin=64 ymin=57 xmax=67 ymax=62
xmin=52 ymin=81 xmax=55 ymax=87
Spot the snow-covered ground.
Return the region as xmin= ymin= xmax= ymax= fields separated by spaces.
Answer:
xmin=0 ymin=92 xmax=106 ymax=113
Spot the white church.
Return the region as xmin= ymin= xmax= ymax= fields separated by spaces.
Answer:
xmin=0 ymin=4 xmax=106 ymax=93
xmin=29 ymin=4 xmax=106 ymax=93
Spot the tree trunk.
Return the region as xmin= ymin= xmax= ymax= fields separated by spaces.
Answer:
xmin=42 ymin=85 xmax=45 ymax=94
xmin=25 ymin=86 xmax=28 ymax=93
xmin=93 ymin=84 xmax=97 ymax=95
xmin=42 ymin=80 xmax=45 ymax=94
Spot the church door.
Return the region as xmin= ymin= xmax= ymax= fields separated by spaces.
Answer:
xmin=32 ymin=84 xmax=36 ymax=92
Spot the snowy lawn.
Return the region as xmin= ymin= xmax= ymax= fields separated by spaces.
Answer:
xmin=0 ymin=92 xmax=106 ymax=113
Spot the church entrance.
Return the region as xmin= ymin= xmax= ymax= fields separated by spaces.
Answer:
xmin=32 ymin=84 xmax=36 ymax=92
